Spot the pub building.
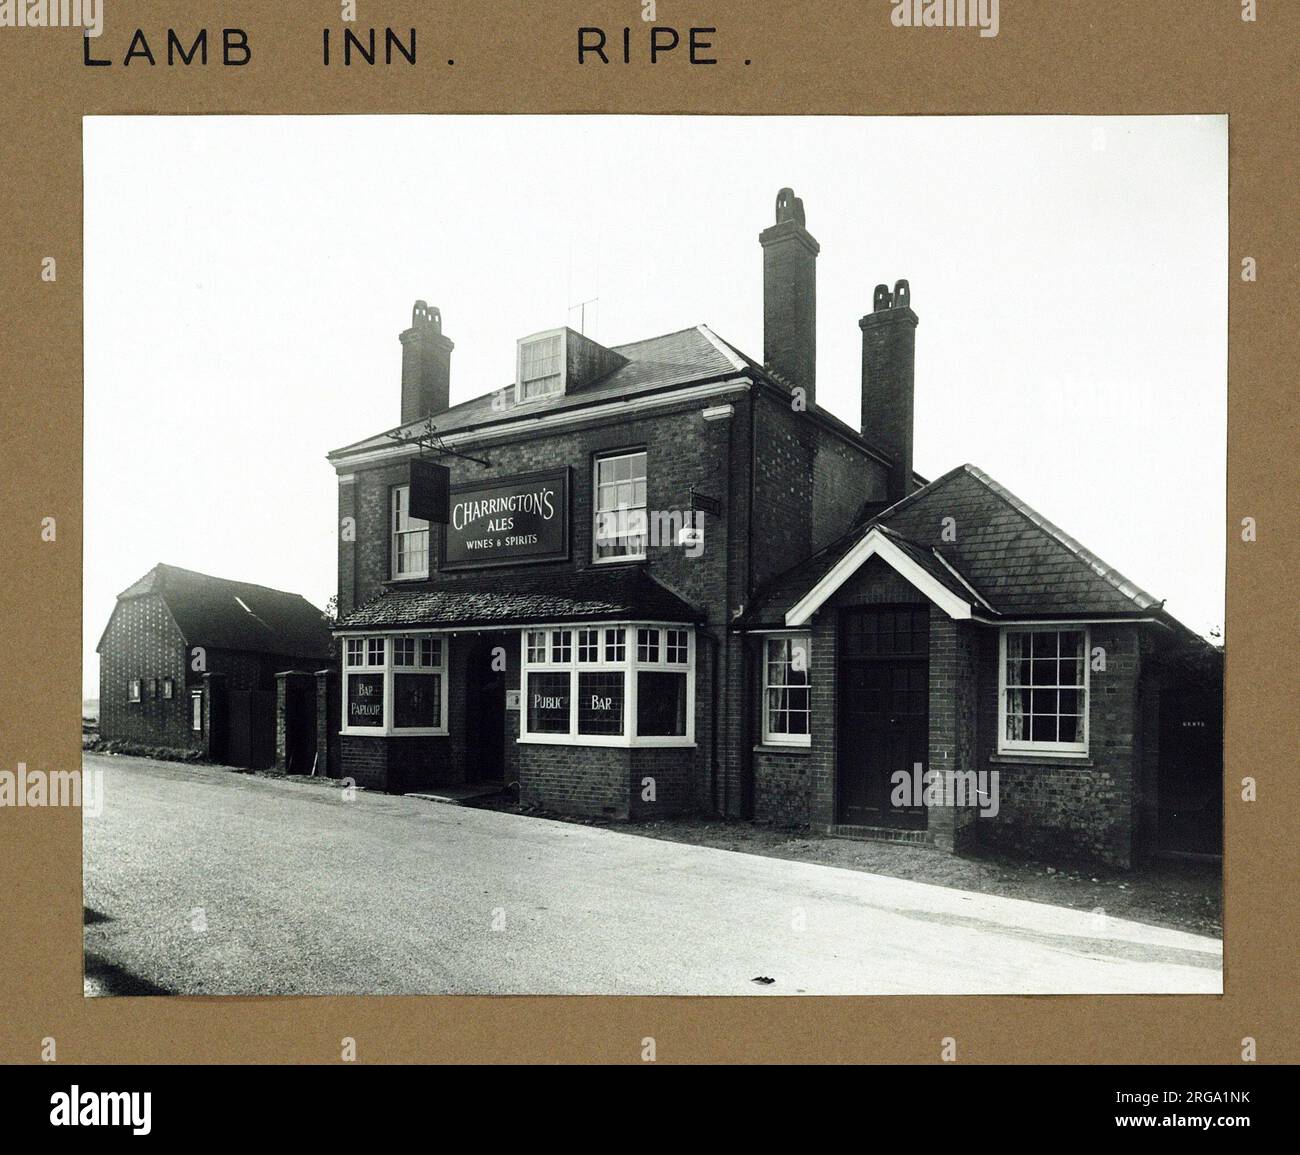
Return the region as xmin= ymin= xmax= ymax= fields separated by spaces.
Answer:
xmin=327 ymin=189 xmax=1218 ymax=868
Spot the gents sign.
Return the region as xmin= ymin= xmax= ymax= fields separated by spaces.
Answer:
xmin=442 ymin=468 xmax=569 ymax=569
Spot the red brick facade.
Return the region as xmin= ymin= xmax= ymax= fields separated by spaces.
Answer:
xmin=326 ymin=190 xmax=1191 ymax=868
xmin=333 ymin=378 xmax=892 ymax=819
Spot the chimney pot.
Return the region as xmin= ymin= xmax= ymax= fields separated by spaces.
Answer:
xmin=859 ymin=281 xmax=918 ymax=502
xmin=400 ymin=300 xmax=454 ymax=424
xmin=759 ymin=188 xmax=820 ymax=404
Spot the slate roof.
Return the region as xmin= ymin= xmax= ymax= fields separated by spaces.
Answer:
xmin=326 ymin=323 xmax=917 ymax=477
xmin=98 ymin=564 xmax=334 ymax=660
xmin=335 ymin=567 xmax=703 ymax=631
xmin=329 ymin=325 xmax=745 ymax=460
xmin=741 ymin=464 xmax=1177 ymax=628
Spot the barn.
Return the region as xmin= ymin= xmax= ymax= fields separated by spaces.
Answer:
xmin=96 ymin=564 xmax=335 ymax=770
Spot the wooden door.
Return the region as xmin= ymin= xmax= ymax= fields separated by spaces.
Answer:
xmin=837 ymin=606 xmax=929 ymax=827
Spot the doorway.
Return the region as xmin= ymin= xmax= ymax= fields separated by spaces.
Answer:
xmin=465 ymin=636 xmax=507 ymax=781
xmin=837 ymin=605 xmax=929 ymax=828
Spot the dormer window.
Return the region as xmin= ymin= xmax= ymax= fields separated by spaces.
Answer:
xmin=517 ymin=330 xmax=564 ymax=402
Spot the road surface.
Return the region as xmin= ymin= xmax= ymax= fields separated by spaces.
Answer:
xmin=82 ymin=753 xmax=1222 ymax=996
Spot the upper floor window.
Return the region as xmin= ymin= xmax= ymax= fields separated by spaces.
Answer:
xmin=517 ymin=331 xmax=564 ymax=402
xmin=391 ymin=484 xmax=429 ymax=580
xmin=593 ymin=450 xmax=648 ymax=562
xmin=128 ymin=678 xmax=141 ymax=704
xmin=998 ymin=627 xmax=1089 ymax=756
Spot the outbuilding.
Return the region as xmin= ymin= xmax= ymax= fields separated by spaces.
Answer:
xmin=327 ymin=189 xmax=1218 ymax=866
xmin=96 ymin=563 xmax=335 ymax=770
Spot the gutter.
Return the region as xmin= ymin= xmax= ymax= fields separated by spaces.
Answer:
xmin=326 ymin=372 xmax=754 ymax=467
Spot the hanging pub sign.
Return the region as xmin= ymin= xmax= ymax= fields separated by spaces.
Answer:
xmin=408 ymin=459 xmax=451 ymax=525
xmin=441 ymin=467 xmax=569 ymax=570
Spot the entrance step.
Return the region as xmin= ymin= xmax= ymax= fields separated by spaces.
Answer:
xmin=828 ymin=824 xmax=933 ymax=846
xmin=405 ymin=780 xmax=507 ymax=807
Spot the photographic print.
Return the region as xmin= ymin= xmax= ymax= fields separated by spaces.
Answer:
xmin=82 ymin=114 xmax=1226 ymax=997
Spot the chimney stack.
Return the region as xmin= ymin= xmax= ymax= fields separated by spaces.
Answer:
xmin=859 ymin=280 xmax=918 ymax=503
xmin=759 ymin=188 xmax=819 ymax=404
xmin=400 ymin=301 xmax=453 ymax=424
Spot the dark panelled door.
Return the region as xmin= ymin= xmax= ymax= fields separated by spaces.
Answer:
xmin=837 ymin=605 xmax=930 ymax=827
xmin=466 ymin=637 xmax=507 ymax=781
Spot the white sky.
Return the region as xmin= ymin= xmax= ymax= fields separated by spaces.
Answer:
xmin=83 ymin=115 xmax=1227 ymax=698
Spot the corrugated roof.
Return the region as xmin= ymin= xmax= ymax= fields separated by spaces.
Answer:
xmin=335 ymin=567 xmax=703 ymax=631
xmin=99 ymin=564 xmax=334 ymax=660
xmin=741 ymin=464 xmax=1170 ymax=627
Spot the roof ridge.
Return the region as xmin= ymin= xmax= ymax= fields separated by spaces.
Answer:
xmin=610 ymin=324 xmax=710 ymax=353
xmin=869 ymin=463 xmax=970 ymax=526
xmin=152 ymin=563 xmax=317 ymax=603
xmin=959 ymin=464 xmax=1160 ymax=611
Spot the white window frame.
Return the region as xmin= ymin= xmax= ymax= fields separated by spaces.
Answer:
xmin=518 ymin=622 xmax=695 ymax=748
xmin=516 ymin=328 xmax=566 ymax=403
xmin=390 ymin=484 xmax=430 ymax=581
xmin=762 ymin=633 xmax=812 ymax=747
xmin=162 ymin=677 xmax=174 ymax=700
xmin=592 ymin=449 xmax=648 ymax=564
xmin=997 ymin=626 xmax=1090 ymax=757
xmin=190 ymin=690 xmax=203 ymax=732
xmin=339 ymin=631 xmax=450 ymax=736
xmin=128 ymin=678 xmax=141 ymax=704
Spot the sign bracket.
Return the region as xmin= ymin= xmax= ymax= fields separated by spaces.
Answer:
xmin=386 ymin=417 xmax=492 ymax=468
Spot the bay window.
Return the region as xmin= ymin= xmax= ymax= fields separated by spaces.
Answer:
xmin=520 ymin=623 xmax=694 ymax=746
xmin=998 ymin=627 xmax=1089 ymax=755
xmin=762 ymin=634 xmax=812 ymax=745
xmin=341 ymin=633 xmax=448 ymax=735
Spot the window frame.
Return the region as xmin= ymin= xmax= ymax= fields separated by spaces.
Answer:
xmin=390 ymin=484 xmax=431 ymax=581
xmin=339 ymin=631 xmax=449 ymax=737
xmin=591 ymin=448 xmax=649 ymax=564
xmin=518 ymin=622 xmax=695 ymax=748
xmin=761 ymin=633 xmax=813 ymax=747
xmin=516 ymin=329 xmax=566 ymax=403
xmin=997 ymin=626 xmax=1090 ymax=757
xmin=128 ymin=678 xmax=141 ymax=704
xmin=190 ymin=690 xmax=203 ymax=732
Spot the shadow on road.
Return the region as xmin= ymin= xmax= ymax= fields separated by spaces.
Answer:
xmin=84 ymin=907 xmax=173 ymax=996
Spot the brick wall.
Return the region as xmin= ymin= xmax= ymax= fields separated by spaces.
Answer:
xmin=517 ymin=744 xmax=633 ymax=817
xmin=974 ymin=623 xmax=1147 ymax=867
xmin=335 ymin=381 xmax=894 ymax=819
xmin=749 ymin=557 xmax=1153 ymax=866
xmin=927 ymin=616 xmax=979 ymax=852
xmin=98 ymin=593 xmax=196 ymax=752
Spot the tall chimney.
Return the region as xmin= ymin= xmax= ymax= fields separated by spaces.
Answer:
xmin=400 ymin=300 xmax=453 ymax=424
xmin=860 ymin=279 xmax=918 ymax=503
xmin=759 ymin=188 xmax=819 ymax=404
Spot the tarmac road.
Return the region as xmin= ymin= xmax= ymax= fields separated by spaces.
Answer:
xmin=82 ymin=752 xmax=1222 ymax=996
